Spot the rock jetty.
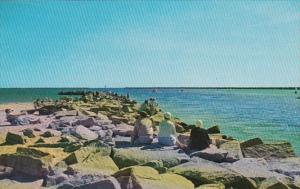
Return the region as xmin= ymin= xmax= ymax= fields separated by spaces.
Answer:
xmin=0 ymin=91 xmax=299 ymax=189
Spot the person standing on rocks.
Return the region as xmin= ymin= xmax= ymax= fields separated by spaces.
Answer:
xmin=188 ymin=119 xmax=212 ymax=151
xmin=158 ymin=112 xmax=178 ymax=146
xmin=131 ymin=111 xmax=154 ymax=144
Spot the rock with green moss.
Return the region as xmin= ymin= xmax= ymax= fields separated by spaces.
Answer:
xmin=142 ymin=160 xmax=167 ymax=174
xmin=240 ymin=138 xmax=264 ymax=149
xmin=112 ymin=146 xmax=190 ymax=169
xmin=169 ymin=157 xmax=256 ymax=189
xmin=114 ymin=166 xmax=194 ymax=189
xmin=0 ymin=152 xmax=51 ymax=177
xmin=5 ymin=132 xmax=25 ymax=145
xmin=196 ymin=183 xmax=225 ymax=189
xmin=63 ymin=147 xmax=118 ymax=176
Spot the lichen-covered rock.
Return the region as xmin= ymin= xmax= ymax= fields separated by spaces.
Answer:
xmin=242 ymin=142 xmax=296 ymax=160
xmin=142 ymin=160 xmax=167 ymax=174
xmin=196 ymin=183 xmax=225 ymax=189
xmin=112 ymin=146 xmax=190 ymax=169
xmin=64 ymin=147 xmax=118 ymax=175
xmin=0 ymin=153 xmax=50 ymax=177
xmin=169 ymin=157 xmax=256 ymax=189
xmin=258 ymin=177 xmax=291 ymax=189
xmin=71 ymin=125 xmax=98 ymax=141
xmin=240 ymin=138 xmax=264 ymax=149
xmin=5 ymin=132 xmax=25 ymax=145
xmin=114 ymin=166 xmax=194 ymax=189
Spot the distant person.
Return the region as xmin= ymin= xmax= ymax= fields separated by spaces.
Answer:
xmin=5 ymin=109 xmax=40 ymax=126
xmin=188 ymin=120 xmax=212 ymax=151
xmin=131 ymin=111 xmax=154 ymax=144
xmin=158 ymin=112 xmax=177 ymax=146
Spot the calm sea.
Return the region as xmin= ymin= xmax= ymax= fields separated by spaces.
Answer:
xmin=0 ymin=88 xmax=299 ymax=155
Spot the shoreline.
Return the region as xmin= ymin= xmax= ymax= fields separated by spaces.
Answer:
xmin=0 ymin=102 xmax=34 ymax=111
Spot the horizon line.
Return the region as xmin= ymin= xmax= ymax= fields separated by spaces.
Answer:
xmin=0 ymin=87 xmax=299 ymax=90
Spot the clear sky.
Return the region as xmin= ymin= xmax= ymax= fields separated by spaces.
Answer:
xmin=0 ymin=1 xmax=299 ymax=88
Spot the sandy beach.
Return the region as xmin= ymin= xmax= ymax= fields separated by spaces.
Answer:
xmin=0 ymin=102 xmax=34 ymax=111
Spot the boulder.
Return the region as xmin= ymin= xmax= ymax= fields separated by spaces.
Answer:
xmin=72 ymin=117 xmax=98 ymax=127
xmin=0 ymin=152 xmax=50 ymax=177
xmin=71 ymin=125 xmax=98 ymax=140
xmin=219 ymin=140 xmax=243 ymax=160
xmin=112 ymin=146 xmax=190 ymax=169
xmin=258 ymin=177 xmax=291 ymax=189
xmin=112 ymin=123 xmax=134 ymax=137
xmin=110 ymin=115 xmax=129 ymax=124
xmin=22 ymin=128 xmax=35 ymax=138
xmin=55 ymin=110 xmax=78 ymax=118
xmin=5 ymin=132 xmax=25 ymax=145
xmin=54 ymin=174 xmax=121 ymax=189
xmin=221 ymin=158 xmax=290 ymax=183
xmin=169 ymin=157 xmax=256 ymax=188
xmin=240 ymin=138 xmax=264 ymax=149
xmin=268 ymin=157 xmax=300 ymax=178
xmin=89 ymin=125 xmax=102 ymax=131
xmin=196 ymin=183 xmax=225 ymax=189
xmin=242 ymin=142 xmax=296 ymax=160
xmin=113 ymin=166 xmax=194 ymax=189
xmin=64 ymin=147 xmax=118 ymax=176
xmin=190 ymin=147 xmax=228 ymax=163
xmin=207 ymin=125 xmax=221 ymax=134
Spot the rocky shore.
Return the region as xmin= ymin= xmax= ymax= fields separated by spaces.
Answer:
xmin=0 ymin=91 xmax=299 ymax=189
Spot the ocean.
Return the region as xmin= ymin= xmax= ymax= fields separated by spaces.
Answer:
xmin=0 ymin=88 xmax=299 ymax=155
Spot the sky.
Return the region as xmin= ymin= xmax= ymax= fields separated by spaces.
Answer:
xmin=0 ymin=1 xmax=299 ymax=88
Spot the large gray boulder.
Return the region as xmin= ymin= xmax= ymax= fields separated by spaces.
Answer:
xmin=242 ymin=142 xmax=296 ymax=160
xmin=72 ymin=117 xmax=98 ymax=128
xmin=221 ymin=158 xmax=291 ymax=183
xmin=268 ymin=157 xmax=300 ymax=178
xmin=112 ymin=123 xmax=134 ymax=137
xmin=55 ymin=174 xmax=121 ymax=189
xmin=169 ymin=157 xmax=257 ymax=189
xmin=71 ymin=125 xmax=98 ymax=141
xmin=219 ymin=140 xmax=243 ymax=160
xmin=112 ymin=145 xmax=190 ymax=169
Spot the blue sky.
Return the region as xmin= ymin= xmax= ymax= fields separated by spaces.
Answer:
xmin=0 ymin=1 xmax=299 ymax=88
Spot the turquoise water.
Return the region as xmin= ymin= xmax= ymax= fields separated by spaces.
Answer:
xmin=0 ymin=88 xmax=299 ymax=155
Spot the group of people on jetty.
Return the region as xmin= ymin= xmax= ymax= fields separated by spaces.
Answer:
xmin=132 ymin=110 xmax=212 ymax=153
